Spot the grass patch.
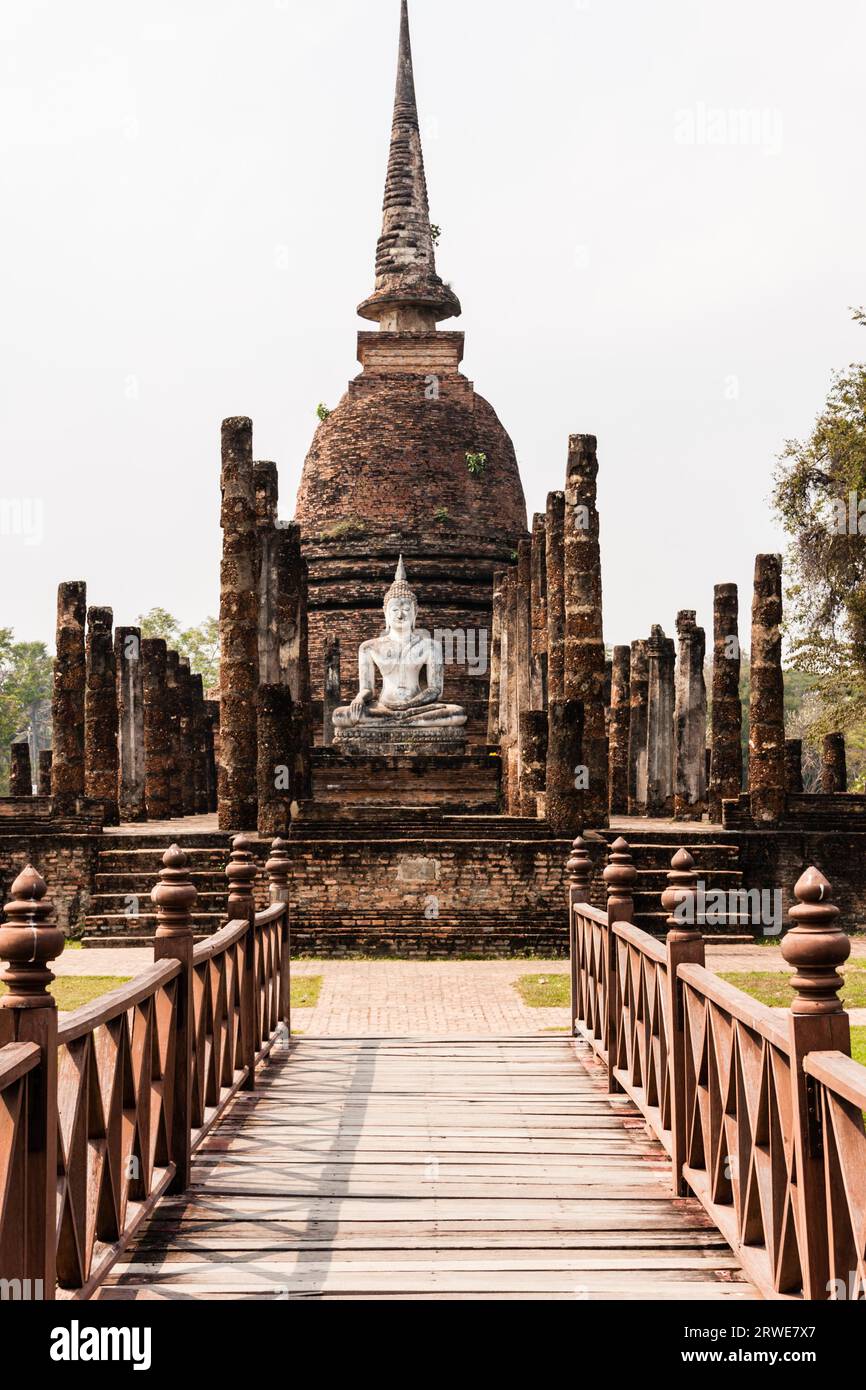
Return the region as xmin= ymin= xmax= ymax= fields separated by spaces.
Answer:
xmin=721 ymin=969 xmax=866 ymax=1011
xmin=514 ymin=974 xmax=569 ymax=1008
xmin=291 ymin=975 xmax=323 ymax=1010
xmin=852 ymin=1027 xmax=866 ymax=1068
xmin=0 ymin=977 xmax=131 ymax=1012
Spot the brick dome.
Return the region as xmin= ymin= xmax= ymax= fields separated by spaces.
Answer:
xmin=295 ymin=337 xmax=526 ymax=543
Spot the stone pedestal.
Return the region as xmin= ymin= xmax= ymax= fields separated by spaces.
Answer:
xmin=336 ymin=727 xmax=467 ymax=757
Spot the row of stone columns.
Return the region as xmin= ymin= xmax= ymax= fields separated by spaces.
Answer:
xmin=217 ymin=418 xmax=312 ymax=836
xmin=487 ymin=435 xmax=609 ymax=836
xmin=48 ymin=584 xmax=216 ymax=823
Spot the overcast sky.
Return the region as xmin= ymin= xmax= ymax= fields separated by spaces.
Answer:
xmin=2 ymin=0 xmax=864 ymax=654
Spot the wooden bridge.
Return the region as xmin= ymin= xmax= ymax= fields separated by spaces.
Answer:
xmin=1 ymin=833 xmax=864 ymax=1301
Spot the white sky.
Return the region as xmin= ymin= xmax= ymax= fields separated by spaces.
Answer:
xmin=2 ymin=0 xmax=864 ymax=653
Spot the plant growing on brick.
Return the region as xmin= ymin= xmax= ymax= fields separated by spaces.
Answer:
xmin=316 ymin=402 xmax=332 ymax=422
xmin=434 ymin=507 xmax=450 ymax=523
xmin=466 ymin=451 xmax=487 ymax=477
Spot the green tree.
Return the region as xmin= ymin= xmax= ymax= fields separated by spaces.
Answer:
xmin=138 ymin=609 xmax=220 ymax=690
xmin=0 ymin=632 xmax=52 ymax=793
xmin=772 ymin=308 xmax=866 ymax=730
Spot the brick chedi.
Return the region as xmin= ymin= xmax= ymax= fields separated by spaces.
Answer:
xmin=293 ymin=0 xmax=526 ymax=737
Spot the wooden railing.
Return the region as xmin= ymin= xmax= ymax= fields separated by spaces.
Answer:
xmin=0 ymin=832 xmax=291 ymax=1300
xmin=568 ymin=833 xmax=862 ymax=1301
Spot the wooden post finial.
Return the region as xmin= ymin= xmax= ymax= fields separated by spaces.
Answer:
xmin=781 ymin=866 xmax=851 ymax=1016
xmin=226 ymin=832 xmax=258 ymax=918
xmin=567 ymin=836 xmax=592 ymax=903
xmin=603 ymin=836 xmax=636 ymax=925
xmin=151 ymin=844 xmax=197 ymax=941
xmin=661 ymin=847 xmax=701 ymax=943
xmin=0 ymin=865 xmax=65 ymax=1009
xmin=266 ymin=836 xmax=290 ymax=903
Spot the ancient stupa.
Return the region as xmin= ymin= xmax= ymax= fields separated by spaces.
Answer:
xmin=294 ymin=0 xmax=527 ymax=734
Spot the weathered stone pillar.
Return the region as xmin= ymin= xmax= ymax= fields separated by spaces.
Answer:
xmin=821 ymin=733 xmax=847 ymax=793
xmin=219 ymin=416 xmax=260 ymax=831
xmin=115 ymin=626 xmax=146 ymax=823
xmin=546 ymin=699 xmax=584 ymax=837
xmin=84 ymin=607 xmax=119 ymax=824
xmin=204 ymin=700 xmax=219 ymax=813
xmin=257 ymin=685 xmax=294 ymax=836
xmin=563 ymin=436 xmax=608 ymax=828
xmin=515 ymin=539 xmax=533 ymax=810
xmin=142 ymin=638 xmax=172 ymax=821
xmin=9 ymin=741 xmax=32 ymax=796
xmin=749 ymin=554 xmax=785 ymax=825
xmin=627 ymin=640 xmax=649 ymax=816
xmin=518 ymin=710 xmax=548 ymax=818
xmin=545 ymin=491 xmax=566 ymax=708
xmin=708 ymin=583 xmax=743 ymax=824
xmin=165 ymin=651 xmax=183 ymax=819
xmin=503 ymin=567 xmax=521 ymax=812
xmin=177 ymin=659 xmax=197 ymax=817
xmin=51 ymin=580 xmax=86 ymax=809
xmin=497 ymin=569 xmax=512 ymax=752
xmin=255 ymin=461 xmax=280 ymax=686
xmin=646 ymin=625 xmax=675 ymax=818
xmin=674 ymin=611 xmax=708 ymax=821
xmin=608 ymin=646 xmax=630 ymax=816
xmin=273 ymin=521 xmax=311 ymax=799
xmin=38 ymin=749 xmax=53 ymax=797
xmin=487 ymin=569 xmax=506 ymax=745
xmin=190 ymin=674 xmax=210 ymax=815
xmin=323 ymin=634 xmax=341 ymax=749
xmin=530 ymin=513 xmax=548 ymax=711
xmin=785 ymin=738 xmax=804 ymax=794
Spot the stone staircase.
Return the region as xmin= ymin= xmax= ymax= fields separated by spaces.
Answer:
xmin=598 ymin=827 xmax=752 ymax=940
xmin=81 ymin=831 xmax=235 ymax=947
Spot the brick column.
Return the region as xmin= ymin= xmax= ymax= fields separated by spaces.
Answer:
xmin=530 ymin=513 xmax=548 ymax=711
xmin=487 ymin=570 xmax=506 ymax=745
xmin=627 ymin=640 xmax=649 ymax=816
xmin=546 ymin=698 xmax=584 ymax=837
xmin=646 ymin=625 xmax=675 ymax=818
xmin=142 ymin=638 xmax=171 ymax=821
xmin=323 ymin=634 xmax=341 ymax=749
xmin=820 ymin=733 xmax=847 ymax=793
xmin=785 ymin=738 xmax=804 ymax=794
xmin=115 ymin=626 xmax=146 ymax=823
xmin=563 ymin=436 xmax=608 ymax=828
xmin=515 ymin=539 xmax=533 ymax=810
xmin=274 ymin=521 xmax=311 ymax=799
xmin=608 ymin=646 xmax=630 ymax=817
xmin=255 ymin=460 xmax=280 ymax=687
xmin=749 ymin=554 xmax=785 ymax=824
xmin=674 ymin=610 xmax=708 ymax=820
xmin=10 ymin=741 xmax=31 ymax=796
xmin=178 ymin=659 xmax=198 ymax=817
xmin=503 ymin=569 xmax=520 ymax=812
xmin=51 ymin=581 xmax=86 ymax=810
xmin=84 ymin=607 xmax=119 ymax=824
xmin=190 ymin=674 xmax=210 ymax=814
xmin=518 ymin=710 xmax=548 ymax=818
xmin=708 ymin=583 xmax=743 ymax=824
xmin=38 ymin=750 xmax=53 ymax=797
xmin=545 ymin=491 xmax=566 ymax=708
xmin=219 ymin=416 xmax=260 ymax=831
xmin=204 ymin=700 xmax=219 ymax=812
xmin=165 ymin=650 xmax=183 ymax=819
xmin=257 ymin=685 xmax=294 ymax=836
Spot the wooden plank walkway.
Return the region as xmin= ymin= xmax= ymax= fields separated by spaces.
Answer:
xmin=96 ymin=1036 xmax=759 ymax=1300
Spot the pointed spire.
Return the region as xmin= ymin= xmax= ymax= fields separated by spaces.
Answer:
xmin=358 ymin=0 xmax=461 ymax=331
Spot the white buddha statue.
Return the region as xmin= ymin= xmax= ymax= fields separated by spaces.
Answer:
xmin=333 ymin=558 xmax=467 ymax=737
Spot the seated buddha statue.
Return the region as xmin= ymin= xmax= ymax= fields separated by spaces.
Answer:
xmin=333 ymin=558 xmax=467 ymax=736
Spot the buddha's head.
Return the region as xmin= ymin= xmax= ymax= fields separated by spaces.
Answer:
xmin=382 ymin=556 xmax=418 ymax=639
